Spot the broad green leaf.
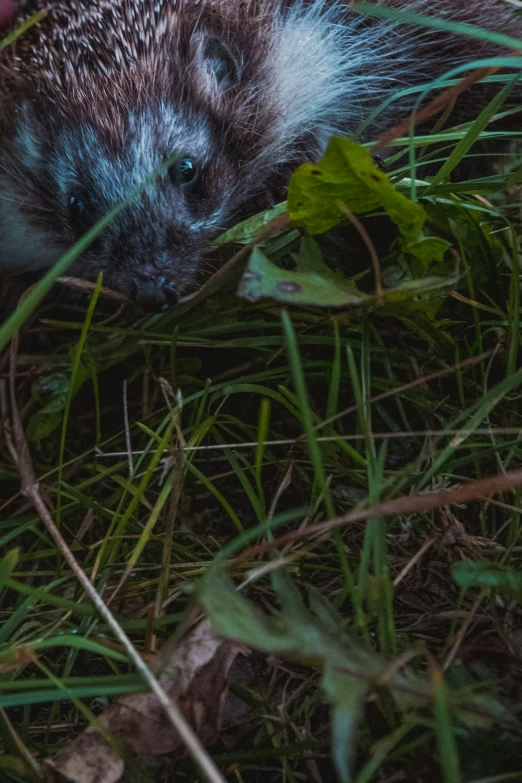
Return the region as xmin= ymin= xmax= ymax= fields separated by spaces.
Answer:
xmin=201 ymin=565 xmax=510 ymax=755
xmin=452 ymin=559 xmax=522 ymax=604
xmin=201 ymin=571 xmax=300 ymax=654
xmin=288 ymin=136 xmax=426 ymax=237
xmin=238 ymin=239 xmax=455 ymax=308
xmin=238 ymin=242 xmax=365 ymax=308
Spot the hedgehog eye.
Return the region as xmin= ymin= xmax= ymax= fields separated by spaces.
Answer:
xmin=68 ymin=193 xmax=92 ymax=237
xmin=170 ymin=157 xmax=198 ymax=187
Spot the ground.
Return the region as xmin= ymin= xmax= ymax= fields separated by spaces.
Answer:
xmin=2 ymin=7 xmax=522 ymax=783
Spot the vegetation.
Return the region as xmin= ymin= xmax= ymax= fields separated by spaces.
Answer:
xmin=2 ymin=5 xmax=522 ymax=782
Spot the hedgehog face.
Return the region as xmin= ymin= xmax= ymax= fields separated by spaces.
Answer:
xmin=1 ymin=103 xmax=241 ymax=310
xmin=60 ymin=107 xmax=240 ymax=310
xmin=0 ymin=2 xmax=359 ymax=310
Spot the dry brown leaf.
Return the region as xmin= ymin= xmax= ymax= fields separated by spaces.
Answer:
xmin=44 ymin=620 xmax=247 ymax=783
xmin=0 ymin=646 xmax=34 ymax=674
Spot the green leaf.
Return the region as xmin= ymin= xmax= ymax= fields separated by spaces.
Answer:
xmin=26 ymin=411 xmax=64 ymax=442
xmin=452 ymin=559 xmax=522 ymax=603
xmin=26 ymin=363 xmax=92 ymax=442
xmin=238 ymin=238 xmax=455 ymax=309
xmin=238 ymin=241 xmax=365 ymax=308
xmin=212 ymin=202 xmax=288 ymax=247
xmin=324 ymin=664 xmax=369 ymax=783
xmin=405 ymin=237 xmax=453 ymax=271
xmin=201 ymin=565 xmax=510 ymax=769
xmin=201 ymin=570 xmax=300 ymax=654
xmin=287 ymin=136 xmax=426 ymax=237
xmin=306 ymin=585 xmax=346 ymax=635
xmin=424 ymin=199 xmax=501 ymax=288
xmin=379 ymin=275 xmax=456 ymax=303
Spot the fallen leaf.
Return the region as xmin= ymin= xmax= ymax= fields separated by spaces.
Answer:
xmin=238 ymin=242 xmax=365 ymax=308
xmin=0 ymin=646 xmax=34 ymax=674
xmin=237 ymin=241 xmax=455 ymax=308
xmin=44 ymin=620 xmax=246 ymax=783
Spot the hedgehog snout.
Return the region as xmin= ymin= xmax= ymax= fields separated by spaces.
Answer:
xmin=130 ymin=271 xmax=179 ymax=312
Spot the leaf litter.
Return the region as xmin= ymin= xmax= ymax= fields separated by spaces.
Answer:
xmin=44 ymin=621 xmax=248 ymax=783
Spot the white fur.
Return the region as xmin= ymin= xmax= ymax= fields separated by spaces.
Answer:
xmin=261 ymin=3 xmax=399 ymax=155
xmin=257 ymin=0 xmax=470 ymax=167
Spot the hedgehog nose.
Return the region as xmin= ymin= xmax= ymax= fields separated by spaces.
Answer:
xmin=130 ymin=274 xmax=178 ymax=312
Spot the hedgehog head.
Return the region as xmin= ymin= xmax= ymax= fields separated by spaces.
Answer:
xmin=0 ymin=0 xmax=360 ymax=309
xmin=0 ymin=40 xmax=248 ymax=309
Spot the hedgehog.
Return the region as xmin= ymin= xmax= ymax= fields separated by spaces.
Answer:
xmin=0 ymin=0 xmax=521 ymax=310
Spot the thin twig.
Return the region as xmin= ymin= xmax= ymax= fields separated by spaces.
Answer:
xmin=56 ymin=276 xmax=130 ymax=303
xmin=373 ymin=65 xmax=501 ymax=153
xmin=178 ymin=212 xmax=291 ymax=306
xmin=94 ymin=426 xmax=522 ymax=458
xmin=8 ymin=333 xmax=226 ymax=783
xmin=393 ymin=537 xmax=436 ymax=588
xmin=443 ymin=590 xmax=486 ymax=671
xmin=268 ymin=461 xmax=294 ymax=520
xmin=338 ymin=201 xmax=383 ymax=299
xmin=239 ymin=467 xmax=522 ymax=560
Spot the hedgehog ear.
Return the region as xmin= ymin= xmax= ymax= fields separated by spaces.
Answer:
xmin=14 ymin=103 xmax=43 ymax=170
xmin=198 ymin=36 xmax=240 ymax=93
